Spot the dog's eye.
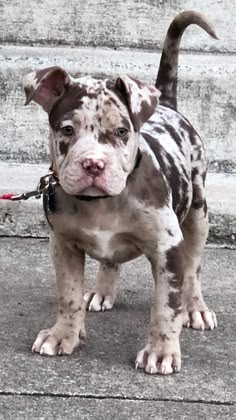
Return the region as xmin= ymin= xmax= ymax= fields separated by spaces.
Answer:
xmin=115 ymin=127 xmax=128 ymax=138
xmin=61 ymin=126 xmax=75 ymax=136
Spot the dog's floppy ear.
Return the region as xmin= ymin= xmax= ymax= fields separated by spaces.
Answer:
xmin=115 ymin=76 xmax=161 ymax=131
xmin=23 ymin=66 xmax=71 ymax=113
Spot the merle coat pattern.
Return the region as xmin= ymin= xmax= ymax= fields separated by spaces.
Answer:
xmin=23 ymin=11 xmax=217 ymax=375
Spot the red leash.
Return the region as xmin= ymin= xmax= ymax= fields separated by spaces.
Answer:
xmin=0 ymin=193 xmax=16 ymax=200
xmin=0 ymin=172 xmax=57 ymax=202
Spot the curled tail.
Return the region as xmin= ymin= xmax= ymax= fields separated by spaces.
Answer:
xmin=155 ymin=11 xmax=218 ymax=111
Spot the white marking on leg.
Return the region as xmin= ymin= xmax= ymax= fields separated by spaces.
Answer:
xmin=89 ymin=293 xmax=103 ymax=311
xmin=192 ymin=311 xmax=205 ymax=330
xmin=146 ymin=352 xmax=158 ymax=374
xmin=159 ymin=355 xmax=173 ymax=375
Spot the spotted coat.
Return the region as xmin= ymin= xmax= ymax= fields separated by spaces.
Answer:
xmin=23 ymin=11 xmax=217 ymax=375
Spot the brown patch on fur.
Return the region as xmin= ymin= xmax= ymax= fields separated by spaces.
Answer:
xmin=121 ymin=116 xmax=131 ymax=130
xmin=166 ymin=242 xmax=185 ymax=289
xmin=168 ymin=291 xmax=182 ymax=317
xmin=98 ymin=130 xmax=116 ymax=146
xmin=196 ymin=265 xmax=202 ymax=280
xmin=105 ymin=79 xmax=129 ymax=109
xmin=192 ymin=184 xmax=208 ymax=217
xmin=49 ymin=84 xmax=90 ymax=130
xmin=110 ymin=77 xmax=159 ymax=132
xmin=165 ymin=123 xmax=184 ymax=152
xmin=35 ymin=67 xmax=61 ymax=84
xmin=159 ymin=333 xmax=170 ymax=341
xmin=111 ymin=232 xmax=143 ymax=263
xmin=192 ymin=198 xmax=205 ymax=210
xmin=25 ymin=67 xmax=71 ymax=111
xmin=98 ymin=128 xmax=129 ymax=146
xmin=166 ymin=242 xmax=184 ymax=318
xmin=109 ymin=95 xmax=123 ymax=110
xmin=203 ymin=200 xmax=208 ymax=217
xmin=128 ymin=152 xmax=168 ymax=209
xmin=143 ymin=132 xmax=191 ymax=221
xmin=132 ymin=95 xmax=158 ymax=132
xmin=59 ymin=140 xmax=69 ymax=155
xmin=102 ymin=262 xmax=119 ymax=270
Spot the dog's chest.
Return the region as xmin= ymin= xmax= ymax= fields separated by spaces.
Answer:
xmin=48 ymin=202 xmax=144 ymax=263
xmin=79 ymin=227 xmax=140 ymax=262
xmin=68 ymin=225 xmax=142 ymax=263
xmin=79 ymin=228 xmax=116 ymax=259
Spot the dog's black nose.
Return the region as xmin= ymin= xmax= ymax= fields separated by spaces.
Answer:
xmin=82 ymin=158 xmax=105 ymax=176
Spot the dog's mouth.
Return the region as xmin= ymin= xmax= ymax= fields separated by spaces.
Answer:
xmin=78 ymin=186 xmax=109 ymax=197
xmin=60 ymin=173 xmax=116 ymax=197
xmin=81 ymin=175 xmax=111 ymax=195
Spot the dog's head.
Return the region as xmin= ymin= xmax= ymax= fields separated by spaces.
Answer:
xmin=23 ymin=67 xmax=160 ymax=196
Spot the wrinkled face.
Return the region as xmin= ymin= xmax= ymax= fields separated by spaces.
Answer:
xmin=23 ymin=67 xmax=160 ymax=197
xmin=49 ymin=80 xmax=138 ymax=196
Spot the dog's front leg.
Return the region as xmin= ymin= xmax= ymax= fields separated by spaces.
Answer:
xmin=136 ymin=209 xmax=184 ymax=375
xmin=84 ymin=262 xmax=121 ymax=312
xmin=32 ymin=233 xmax=86 ymax=356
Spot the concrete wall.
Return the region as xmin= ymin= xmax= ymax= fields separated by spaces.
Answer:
xmin=0 ymin=0 xmax=235 ymax=171
xmin=1 ymin=0 xmax=236 ymax=53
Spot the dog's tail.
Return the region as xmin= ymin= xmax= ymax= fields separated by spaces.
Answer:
xmin=155 ymin=11 xmax=218 ymax=111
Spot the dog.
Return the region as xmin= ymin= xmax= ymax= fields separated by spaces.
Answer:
xmin=23 ymin=11 xmax=217 ymax=375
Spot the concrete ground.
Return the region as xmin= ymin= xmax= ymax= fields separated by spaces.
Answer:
xmin=0 ymin=238 xmax=235 ymax=419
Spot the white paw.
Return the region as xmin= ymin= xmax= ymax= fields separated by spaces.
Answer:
xmin=183 ymin=310 xmax=217 ymax=330
xmin=32 ymin=326 xmax=85 ymax=356
xmin=84 ymin=291 xmax=114 ymax=312
xmin=135 ymin=343 xmax=181 ymax=375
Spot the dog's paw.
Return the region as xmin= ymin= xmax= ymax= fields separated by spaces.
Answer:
xmin=182 ymin=310 xmax=217 ymax=330
xmin=32 ymin=325 xmax=86 ymax=356
xmin=135 ymin=340 xmax=181 ymax=375
xmin=84 ymin=290 xmax=114 ymax=312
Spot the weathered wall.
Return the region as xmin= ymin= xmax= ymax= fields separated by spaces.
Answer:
xmin=0 ymin=1 xmax=236 ymax=171
xmin=0 ymin=45 xmax=235 ymax=171
xmin=1 ymin=0 xmax=235 ymax=53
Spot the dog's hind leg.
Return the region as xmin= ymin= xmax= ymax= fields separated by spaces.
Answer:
xmin=181 ymin=193 xmax=217 ymax=330
xmin=84 ymin=262 xmax=121 ymax=311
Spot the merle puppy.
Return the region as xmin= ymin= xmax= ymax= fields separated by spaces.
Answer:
xmin=23 ymin=11 xmax=217 ymax=375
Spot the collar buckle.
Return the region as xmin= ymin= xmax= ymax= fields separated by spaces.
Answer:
xmin=37 ymin=172 xmax=58 ymax=194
